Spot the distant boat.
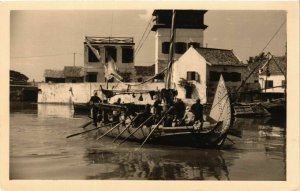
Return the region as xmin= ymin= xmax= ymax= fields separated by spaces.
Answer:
xmin=260 ymin=98 xmax=286 ymax=119
xmin=233 ymin=103 xmax=271 ymax=118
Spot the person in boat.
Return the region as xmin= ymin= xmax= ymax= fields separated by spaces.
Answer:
xmin=182 ymin=106 xmax=195 ymax=126
xmin=174 ymin=98 xmax=186 ymax=125
xmin=102 ymin=98 xmax=109 ymax=124
xmin=191 ymin=98 xmax=204 ymax=130
xmin=133 ymin=104 xmax=152 ymax=128
xmin=89 ymin=91 xmax=102 ymax=126
xmin=153 ymin=95 xmax=162 ymax=123
xmin=112 ymin=98 xmax=122 ymax=123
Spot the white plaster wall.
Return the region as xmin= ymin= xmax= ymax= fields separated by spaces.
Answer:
xmin=259 ymin=74 xmax=285 ymax=93
xmin=172 ymin=47 xmax=207 ymax=103
xmin=38 ymin=82 xmax=166 ymax=104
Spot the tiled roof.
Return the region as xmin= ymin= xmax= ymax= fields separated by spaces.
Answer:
xmin=135 ymin=64 xmax=155 ymax=76
xmin=64 ymin=66 xmax=85 ymax=77
xmin=195 ymin=47 xmax=243 ymax=66
xmin=248 ymin=56 xmax=286 ymax=76
xmin=44 ymin=70 xmax=64 ymax=78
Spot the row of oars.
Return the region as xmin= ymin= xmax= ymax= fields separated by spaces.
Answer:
xmin=65 ymin=116 xmax=149 ymax=148
xmin=66 ymin=107 xmax=174 ymax=148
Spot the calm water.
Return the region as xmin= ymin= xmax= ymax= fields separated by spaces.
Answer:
xmin=9 ymin=103 xmax=286 ymax=180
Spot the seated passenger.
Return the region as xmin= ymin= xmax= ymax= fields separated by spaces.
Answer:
xmin=174 ymin=98 xmax=185 ymax=122
xmin=182 ymin=106 xmax=195 ymax=126
xmin=112 ymin=98 xmax=122 ymax=122
xmin=133 ymin=104 xmax=152 ymax=128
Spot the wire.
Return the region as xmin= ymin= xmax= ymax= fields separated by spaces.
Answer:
xmin=135 ymin=29 xmax=152 ymax=56
xmin=261 ymin=20 xmax=286 ymax=53
xmin=135 ymin=16 xmax=153 ymax=52
xmin=135 ymin=16 xmax=154 ymax=57
xmin=110 ymin=11 xmax=114 ymax=37
xmin=11 ymin=52 xmax=84 ymax=59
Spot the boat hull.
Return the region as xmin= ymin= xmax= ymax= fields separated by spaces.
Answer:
xmin=73 ymin=102 xmax=90 ymax=114
xmin=97 ymin=123 xmax=227 ymax=148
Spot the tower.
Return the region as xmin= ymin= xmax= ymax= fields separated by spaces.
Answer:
xmin=151 ymin=10 xmax=208 ymax=75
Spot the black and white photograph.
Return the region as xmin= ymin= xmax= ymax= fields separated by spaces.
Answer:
xmin=1 ymin=1 xmax=299 ymax=191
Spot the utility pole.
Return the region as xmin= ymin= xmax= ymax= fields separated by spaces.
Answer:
xmin=73 ymin=53 xmax=76 ymax=66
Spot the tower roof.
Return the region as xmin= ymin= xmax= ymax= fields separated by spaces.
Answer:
xmin=151 ymin=9 xmax=208 ymax=31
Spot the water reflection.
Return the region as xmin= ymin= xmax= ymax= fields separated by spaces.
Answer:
xmin=84 ymin=148 xmax=233 ymax=180
xmin=10 ymin=102 xmax=38 ymax=114
xmin=9 ymin=103 xmax=286 ymax=180
xmin=37 ymin=104 xmax=74 ymax=118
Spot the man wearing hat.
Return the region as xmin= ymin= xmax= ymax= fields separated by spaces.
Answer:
xmin=89 ymin=91 xmax=102 ymax=126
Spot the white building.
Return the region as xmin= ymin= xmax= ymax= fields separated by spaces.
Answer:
xmin=258 ymin=56 xmax=287 ymax=93
xmin=84 ymin=37 xmax=136 ymax=82
xmin=151 ymin=10 xmax=208 ymax=74
xmin=171 ymin=46 xmax=247 ymax=103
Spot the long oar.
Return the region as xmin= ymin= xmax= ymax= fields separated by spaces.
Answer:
xmin=78 ymin=120 xmax=93 ymax=128
xmin=139 ymin=107 xmax=173 ymax=149
xmin=118 ymin=115 xmax=154 ymax=145
xmin=112 ymin=115 xmax=139 ymax=143
xmin=96 ymin=121 xmax=123 ymax=140
xmin=66 ymin=125 xmax=98 ymax=138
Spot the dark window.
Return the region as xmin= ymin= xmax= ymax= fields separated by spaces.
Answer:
xmin=209 ymin=71 xmax=221 ymax=82
xmin=282 ymin=80 xmax=286 ymax=88
xmin=119 ymin=72 xmax=131 ymax=82
xmin=137 ymin=77 xmax=143 ymax=82
xmin=122 ymin=47 xmax=134 ymax=63
xmin=188 ymin=42 xmax=200 ymax=48
xmin=105 ymin=47 xmax=117 ymax=62
xmin=230 ymin=72 xmax=241 ymax=82
xmin=162 ymin=42 xmax=170 ymax=54
xmin=209 ymin=71 xmax=241 ymax=82
xmin=265 ymin=80 xmax=273 ymax=88
xmin=86 ymin=72 xmax=97 ymax=82
xmin=254 ymin=80 xmax=259 ymax=83
xmin=187 ymin=71 xmax=200 ymax=82
xmin=175 ymin=42 xmax=187 ymax=54
xmin=185 ymin=86 xmax=193 ymax=99
xmin=88 ymin=46 xmax=100 ymax=62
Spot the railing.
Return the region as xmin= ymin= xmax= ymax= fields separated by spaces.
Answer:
xmin=86 ymin=37 xmax=134 ymax=44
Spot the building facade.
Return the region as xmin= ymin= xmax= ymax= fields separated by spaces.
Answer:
xmin=151 ymin=10 xmax=208 ymax=74
xmin=84 ymin=37 xmax=136 ymax=82
xmin=258 ymin=56 xmax=286 ymax=93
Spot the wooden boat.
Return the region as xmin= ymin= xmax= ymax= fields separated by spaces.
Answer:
xmin=96 ymin=75 xmax=233 ymax=148
xmin=233 ymin=103 xmax=271 ymax=117
xmin=260 ymin=98 xmax=286 ymax=119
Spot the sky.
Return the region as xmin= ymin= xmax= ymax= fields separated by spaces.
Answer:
xmin=10 ymin=10 xmax=286 ymax=81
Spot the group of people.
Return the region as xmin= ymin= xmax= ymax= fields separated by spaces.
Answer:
xmin=153 ymin=97 xmax=204 ymax=128
xmin=89 ymin=91 xmax=122 ymax=126
xmin=89 ymin=91 xmax=204 ymax=128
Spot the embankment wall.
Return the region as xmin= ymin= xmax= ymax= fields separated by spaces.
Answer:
xmin=38 ymin=82 xmax=166 ymax=104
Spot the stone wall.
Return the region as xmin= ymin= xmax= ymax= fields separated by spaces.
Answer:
xmin=38 ymin=82 xmax=166 ymax=104
xmin=38 ymin=81 xmax=210 ymax=105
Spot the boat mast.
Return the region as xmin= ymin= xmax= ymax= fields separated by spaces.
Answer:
xmin=165 ymin=10 xmax=176 ymax=89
